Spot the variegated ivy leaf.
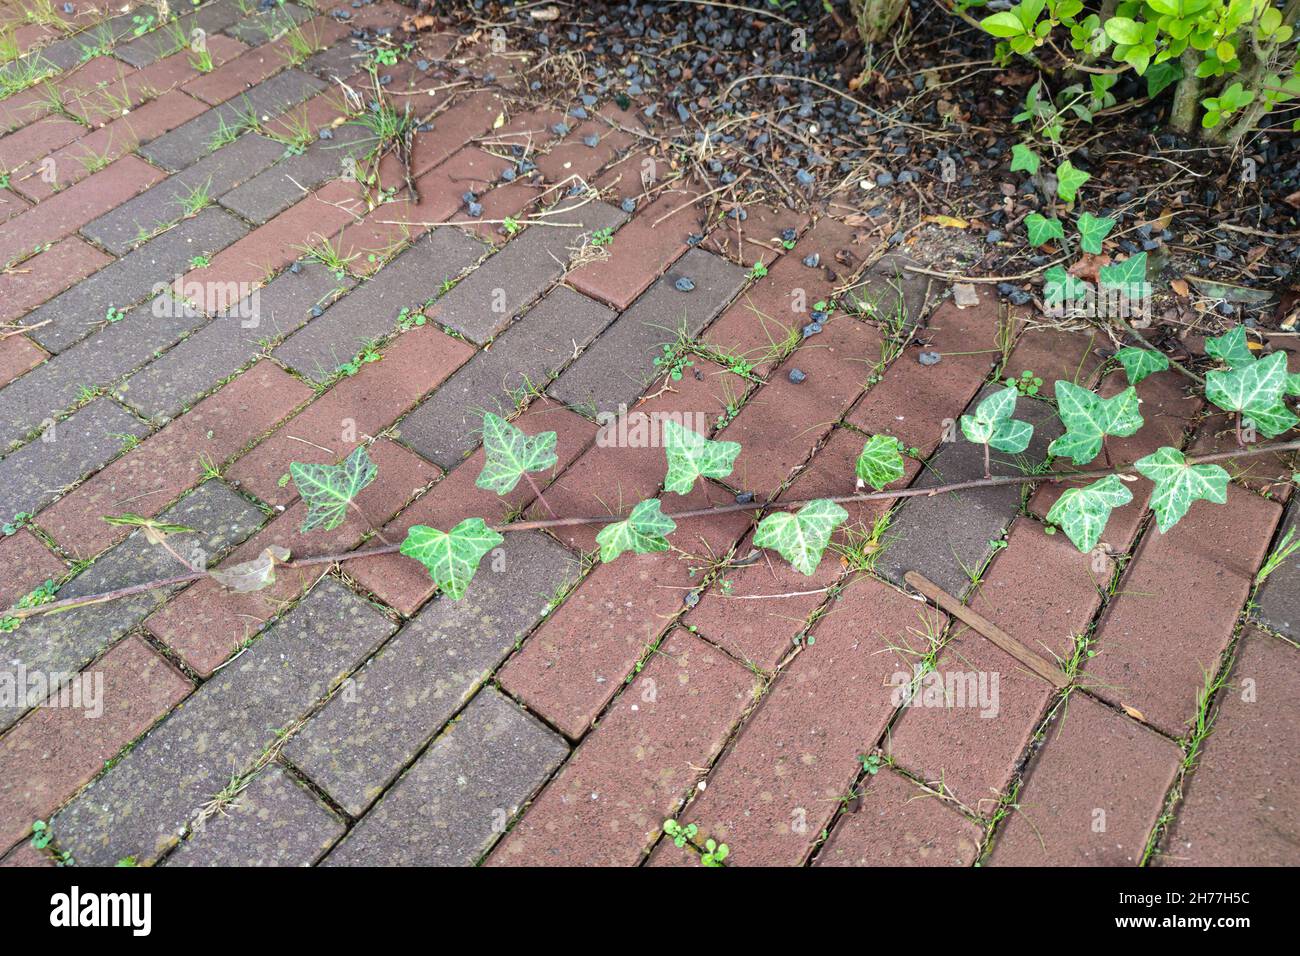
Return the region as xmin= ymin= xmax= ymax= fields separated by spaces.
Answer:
xmin=476 ymin=412 xmax=558 ymax=495
xmin=960 ymin=386 xmax=1033 ymax=453
xmin=1288 ymin=372 xmax=1300 ymax=397
xmin=595 ymin=499 xmax=677 ymax=562
xmin=1114 ymin=346 xmax=1169 ymax=385
xmin=1049 ymin=381 xmax=1144 ymax=465
xmin=1098 ymin=252 xmax=1147 ymax=297
xmin=662 ymin=419 xmax=740 ymax=495
xmin=1075 ymin=212 xmax=1115 ymax=255
xmin=1045 ymin=475 xmax=1134 ymax=553
xmin=1135 ymin=447 xmax=1230 ymax=533
xmin=400 ymin=518 xmax=504 ymax=600
xmin=752 ymin=499 xmax=849 ymax=576
xmin=855 ymin=434 xmax=905 ymax=491
xmin=1009 ymin=143 xmax=1040 ymax=175
xmin=1024 ymin=212 xmax=1064 ymax=247
xmin=1043 ymin=265 xmax=1087 ymax=307
xmin=290 ymin=444 xmax=377 ymax=533
xmin=1204 ymin=325 xmax=1255 ymax=369
xmin=1205 ymin=350 xmax=1290 ymax=423
xmin=1243 ymin=402 xmax=1300 ymax=439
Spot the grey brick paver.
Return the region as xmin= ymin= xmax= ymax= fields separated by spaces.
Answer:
xmin=285 ymin=531 xmax=580 ymax=816
xmin=218 ymin=124 xmax=371 ymax=224
xmin=549 ymin=247 xmax=748 ymax=414
xmin=398 ymin=286 xmax=615 ymax=468
xmin=322 ymin=687 xmax=568 ymax=866
xmin=1255 ymin=500 xmax=1300 ymax=640
xmin=51 ymin=578 xmax=396 ymax=865
xmin=164 ymin=765 xmax=345 ymax=867
xmin=432 ymin=201 xmax=628 ymax=344
xmin=0 ymin=481 xmax=263 ymax=731
xmin=273 ymin=228 xmax=486 ymax=381
xmin=112 ymin=0 xmax=244 ymax=68
xmin=223 ymin=2 xmax=313 ymax=45
xmin=29 ymin=207 xmax=249 ymax=354
xmin=139 ymin=69 xmax=325 ymax=172
xmin=83 ymin=133 xmax=288 ymax=256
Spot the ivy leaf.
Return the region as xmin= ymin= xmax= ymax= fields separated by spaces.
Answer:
xmin=476 ymin=412 xmax=558 ymax=495
xmin=662 ymin=419 xmax=740 ymax=495
xmin=1098 ymin=252 xmax=1148 ymax=296
xmin=1134 ymin=447 xmax=1230 ymax=532
xmin=1075 ymin=212 xmax=1116 ymax=254
xmin=1010 ymin=143 xmax=1040 ymax=174
xmin=752 ymin=499 xmax=849 ymax=576
xmin=1205 ymin=350 xmax=1290 ymax=421
xmin=1114 ymin=346 xmax=1169 ymax=385
xmin=595 ymin=499 xmax=677 ymax=562
xmin=1043 ymin=265 xmax=1086 ymax=307
xmin=400 ymin=518 xmax=504 ymax=600
xmin=1024 ymin=212 xmax=1065 ymax=247
xmin=960 ymin=386 xmax=1033 ymax=452
xmin=1055 ymin=160 xmax=1090 ymax=203
xmin=855 ymin=434 xmax=905 ymax=490
xmin=1243 ymin=402 xmax=1300 ymax=439
xmin=209 ymin=546 xmax=291 ymax=593
xmin=290 ymin=445 xmax=377 ymax=533
xmin=1287 ymin=372 xmax=1300 ymax=398
xmin=1049 ymin=382 xmax=1144 ymax=465
xmin=1204 ymin=325 xmax=1255 ymax=369
xmin=1045 ymin=475 xmax=1134 ymax=553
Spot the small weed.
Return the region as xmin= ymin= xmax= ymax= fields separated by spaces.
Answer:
xmin=860 ymin=752 xmax=883 ymax=775
xmin=590 ymin=226 xmax=614 ymax=247
xmin=1007 ymin=369 xmax=1043 ymax=397
xmin=105 ymin=306 xmax=127 ymax=323
xmin=2 ymin=511 xmax=32 ymax=535
xmin=1255 ymin=526 xmax=1298 ymax=586
xmin=652 ymin=343 xmax=693 ymax=381
xmin=747 ymin=260 xmax=768 ymax=280
xmin=189 ymin=254 xmax=210 ymax=269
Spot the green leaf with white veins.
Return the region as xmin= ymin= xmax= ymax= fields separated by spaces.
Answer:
xmin=1098 ymin=252 xmax=1147 ymax=296
xmin=1009 ymin=143 xmax=1040 ymax=175
xmin=1134 ymin=447 xmax=1230 ymax=532
xmin=595 ymin=499 xmax=677 ymax=562
xmin=753 ymin=499 xmax=849 ymax=576
xmin=1049 ymin=381 xmax=1144 ymax=465
xmin=1205 ymin=350 xmax=1289 ymax=420
xmin=1046 ymin=475 xmax=1134 ymax=553
xmin=960 ymin=386 xmax=1033 ymax=452
xmin=662 ymin=419 xmax=740 ymax=495
xmin=1055 ymin=160 xmax=1090 ymax=203
xmin=1243 ymin=402 xmax=1300 ymax=439
xmin=1204 ymin=325 xmax=1255 ymax=369
xmin=1024 ymin=213 xmax=1064 ymax=247
xmin=476 ymin=412 xmax=558 ymax=495
xmin=855 ymin=434 xmax=905 ymax=490
xmin=1075 ymin=212 xmax=1115 ymax=255
xmin=1115 ymin=347 xmax=1168 ymax=385
xmin=1287 ymin=373 xmax=1300 ymax=398
xmin=400 ymin=518 xmax=504 ymax=600
xmin=290 ymin=444 xmax=377 ymax=533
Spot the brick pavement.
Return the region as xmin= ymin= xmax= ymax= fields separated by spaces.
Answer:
xmin=0 ymin=0 xmax=1295 ymax=869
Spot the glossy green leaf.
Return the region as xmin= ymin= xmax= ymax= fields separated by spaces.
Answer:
xmin=290 ymin=444 xmax=377 ymax=533
xmin=1025 ymin=212 xmax=1065 ymax=247
xmin=400 ymin=518 xmax=504 ymax=600
xmin=662 ymin=419 xmax=740 ymax=495
xmin=1010 ymin=143 xmax=1040 ymax=174
xmin=1049 ymin=381 xmax=1144 ymax=465
xmin=1055 ymin=160 xmax=1090 ymax=202
xmin=1134 ymin=446 xmax=1229 ymax=532
xmin=1205 ymin=350 xmax=1290 ymax=419
xmin=855 ymin=434 xmax=906 ymax=490
xmin=1114 ymin=346 xmax=1169 ymax=385
xmin=1098 ymin=252 xmax=1148 ymax=295
xmin=1204 ymin=325 xmax=1255 ymax=369
xmin=1046 ymin=475 xmax=1134 ymax=552
xmin=476 ymin=412 xmax=558 ymax=495
xmin=752 ymin=499 xmax=849 ymax=576
xmin=595 ymin=499 xmax=677 ymax=562
xmin=1075 ymin=211 xmax=1116 ymax=254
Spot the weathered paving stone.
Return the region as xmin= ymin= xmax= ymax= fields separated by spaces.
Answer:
xmin=549 ymin=248 xmax=748 ymax=414
xmin=140 ymin=69 xmax=325 ymax=172
xmin=876 ymin=386 xmax=1062 ymax=597
xmin=1156 ymin=629 xmax=1299 ymax=866
xmin=112 ymin=0 xmax=243 ymax=67
xmin=273 ymin=228 xmax=485 ymax=381
xmin=286 ymin=532 xmax=579 ymax=816
xmin=843 ymin=252 xmax=932 ymax=328
xmin=489 ymin=629 xmax=760 ymax=867
xmin=83 ymin=133 xmax=287 ymax=256
xmin=323 ymin=687 xmax=568 ymax=866
xmin=1255 ymin=500 xmax=1300 ymax=640
xmin=0 ymin=301 xmax=208 ymax=450
xmin=116 ymin=261 xmax=351 ymax=422
xmin=0 ymin=634 xmax=192 ymax=850
xmin=28 ymin=207 xmax=249 ymax=354
xmin=0 ymin=398 xmax=147 ymax=516
xmin=0 ymin=529 xmax=65 ymax=608
xmin=164 ymin=765 xmax=345 ymax=867
xmin=223 ymin=2 xmax=313 ymax=44
xmin=814 ymin=769 xmax=983 ymax=867
xmin=0 ymin=481 xmax=262 ymax=732
xmin=988 ymin=693 xmax=1182 ymax=866
xmin=655 ymin=576 xmax=944 ymax=866
xmin=0 ymin=237 xmax=111 ymax=324
xmin=52 ymin=578 xmax=396 ymax=865
xmin=887 ymin=517 xmax=1105 ymax=814
xmin=398 ymin=286 xmax=615 ymax=469
xmin=431 ymin=201 xmax=627 ymax=344
xmin=218 ymin=123 xmax=371 ymax=224
xmin=1083 ymin=483 xmax=1280 ymax=738
xmin=0 ymin=840 xmax=52 ymax=867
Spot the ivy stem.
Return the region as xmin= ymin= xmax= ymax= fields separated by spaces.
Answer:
xmin=1236 ymin=412 xmax=1245 ymax=448
xmin=1101 ymin=435 xmax=1112 ymax=468
xmin=9 ymin=440 xmax=1299 ymax=623
xmin=983 ymin=442 xmax=991 ymax=481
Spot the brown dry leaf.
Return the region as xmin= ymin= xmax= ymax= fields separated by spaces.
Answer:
xmin=1069 ymin=253 xmax=1112 ymax=283
xmin=1170 ymin=277 xmax=1189 ymax=296
xmin=401 ymin=13 xmax=437 ymax=31
xmin=1121 ymin=703 xmax=1146 ymax=722
xmin=209 ymin=546 xmax=291 ymax=593
xmin=1285 ymin=189 xmax=1300 ymax=208
xmin=923 ymin=214 xmax=970 ymax=229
